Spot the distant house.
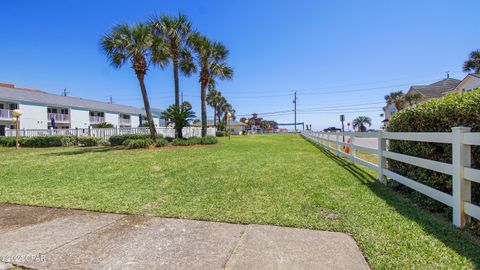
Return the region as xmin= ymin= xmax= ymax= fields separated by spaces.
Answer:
xmin=0 ymin=83 xmax=163 ymax=136
xmin=382 ymin=78 xmax=461 ymax=125
xmin=451 ymin=73 xmax=480 ymax=93
xmin=406 ymin=78 xmax=461 ymax=101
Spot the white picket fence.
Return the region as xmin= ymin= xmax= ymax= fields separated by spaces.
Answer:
xmin=302 ymin=127 xmax=480 ymax=228
xmin=5 ymin=127 xmax=216 ymax=140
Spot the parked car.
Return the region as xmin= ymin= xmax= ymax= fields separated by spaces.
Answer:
xmin=323 ymin=127 xmax=342 ymax=132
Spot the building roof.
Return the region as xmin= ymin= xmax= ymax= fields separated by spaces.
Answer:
xmin=469 ymin=73 xmax=480 ymax=79
xmin=409 ymin=78 xmax=461 ymax=98
xmin=0 ymin=85 xmax=158 ymax=116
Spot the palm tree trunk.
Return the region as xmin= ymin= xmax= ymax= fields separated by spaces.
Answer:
xmin=137 ymin=75 xmax=158 ymax=142
xmin=173 ymin=57 xmax=180 ymax=107
xmin=213 ymin=107 xmax=217 ymax=127
xmin=201 ymin=81 xmax=208 ymax=137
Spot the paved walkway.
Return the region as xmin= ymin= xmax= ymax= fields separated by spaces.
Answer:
xmin=0 ymin=204 xmax=369 ymax=270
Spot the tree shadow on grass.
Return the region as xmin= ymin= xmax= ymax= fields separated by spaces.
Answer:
xmin=41 ymin=146 xmax=120 ymax=156
xmin=306 ymin=139 xmax=480 ymax=268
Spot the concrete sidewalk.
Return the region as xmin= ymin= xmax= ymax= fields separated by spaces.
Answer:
xmin=0 ymin=204 xmax=369 ymax=270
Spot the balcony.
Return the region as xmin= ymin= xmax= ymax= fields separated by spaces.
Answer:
xmin=119 ymin=118 xmax=131 ymax=126
xmin=90 ymin=116 xmax=105 ymax=123
xmin=0 ymin=109 xmax=13 ymax=120
xmin=48 ymin=113 xmax=70 ymax=123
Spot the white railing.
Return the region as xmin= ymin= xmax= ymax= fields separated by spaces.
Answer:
xmin=5 ymin=127 xmax=217 ymax=140
xmin=48 ymin=113 xmax=70 ymax=122
xmin=119 ymin=118 xmax=131 ymax=126
xmin=89 ymin=116 xmax=105 ymax=123
xmin=0 ymin=109 xmax=13 ymax=119
xmin=302 ymin=128 xmax=480 ymax=228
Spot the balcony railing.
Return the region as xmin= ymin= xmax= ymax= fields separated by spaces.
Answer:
xmin=48 ymin=113 xmax=70 ymax=123
xmin=119 ymin=118 xmax=131 ymax=126
xmin=0 ymin=109 xmax=13 ymax=119
xmin=90 ymin=116 xmax=105 ymax=123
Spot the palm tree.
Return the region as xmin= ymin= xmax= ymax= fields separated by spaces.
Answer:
xmin=206 ymin=88 xmax=223 ymax=127
xmin=161 ymin=101 xmax=196 ymax=138
xmin=384 ymin=91 xmax=405 ymax=111
xmin=352 ymin=116 xmax=371 ymax=132
xmin=404 ymin=92 xmax=422 ymax=106
xmin=463 ymin=50 xmax=480 ymax=74
xmin=101 ymin=23 xmax=158 ymax=141
xmin=150 ymin=14 xmax=193 ymax=107
xmin=184 ymin=33 xmax=233 ymax=137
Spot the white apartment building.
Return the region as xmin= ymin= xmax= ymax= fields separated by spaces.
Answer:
xmin=0 ymin=83 xmax=163 ymax=136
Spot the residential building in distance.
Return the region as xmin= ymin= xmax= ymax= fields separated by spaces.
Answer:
xmin=382 ymin=77 xmax=461 ymax=125
xmin=0 ymin=83 xmax=163 ymax=136
xmin=451 ymin=73 xmax=480 ymax=93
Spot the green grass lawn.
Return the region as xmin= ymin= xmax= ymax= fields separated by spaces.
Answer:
xmin=1 ymin=134 xmax=479 ymax=269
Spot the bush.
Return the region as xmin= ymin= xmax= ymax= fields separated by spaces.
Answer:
xmin=388 ymin=90 xmax=480 ymax=215
xmin=172 ymin=137 xmax=200 ymax=146
xmin=79 ymin=136 xmax=105 ymax=147
xmin=216 ymin=131 xmax=225 ymax=137
xmin=109 ymin=133 xmax=158 ymax=146
xmin=200 ymin=136 xmax=218 ymax=145
xmin=91 ymin=122 xmax=114 ymax=128
xmin=0 ymin=137 xmax=17 ymax=147
xmin=21 ymin=135 xmax=76 ymax=147
xmin=155 ymin=138 xmax=169 ymax=147
xmin=123 ymin=138 xmax=154 ymax=149
xmin=165 ymin=136 xmax=174 ymax=142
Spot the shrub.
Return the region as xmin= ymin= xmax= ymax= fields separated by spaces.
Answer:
xmin=109 ymin=133 xmax=158 ymax=146
xmin=0 ymin=137 xmax=17 ymax=147
xmin=91 ymin=122 xmax=114 ymax=128
xmin=123 ymin=138 xmax=154 ymax=149
xmin=155 ymin=138 xmax=169 ymax=147
xmin=216 ymin=131 xmax=225 ymax=137
xmin=172 ymin=137 xmax=200 ymax=146
xmin=79 ymin=136 xmax=105 ymax=147
xmin=388 ymin=90 xmax=480 ymax=215
xmin=200 ymin=136 xmax=218 ymax=145
xmin=165 ymin=136 xmax=174 ymax=142
xmin=20 ymin=135 xmax=76 ymax=147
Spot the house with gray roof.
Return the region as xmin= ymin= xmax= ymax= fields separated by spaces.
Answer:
xmin=0 ymin=83 xmax=163 ymax=135
xmin=452 ymin=73 xmax=480 ymax=93
xmin=406 ymin=78 xmax=461 ymax=100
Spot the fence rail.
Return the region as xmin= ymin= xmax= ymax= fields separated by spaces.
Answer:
xmin=302 ymin=127 xmax=480 ymax=228
xmin=5 ymin=127 xmax=216 ymax=140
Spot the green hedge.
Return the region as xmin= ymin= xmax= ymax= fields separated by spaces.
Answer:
xmin=155 ymin=138 xmax=169 ymax=147
xmin=109 ymin=133 xmax=159 ymax=146
xmin=79 ymin=136 xmax=105 ymax=147
xmin=0 ymin=137 xmax=17 ymax=147
xmin=123 ymin=138 xmax=154 ymax=149
xmin=21 ymin=135 xmax=76 ymax=147
xmin=200 ymin=136 xmax=218 ymax=145
xmin=388 ymin=89 xmax=480 ymax=215
xmin=172 ymin=137 xmax=200 ymax=146
xmin=216 ymin=131 xmax=226 ymax=137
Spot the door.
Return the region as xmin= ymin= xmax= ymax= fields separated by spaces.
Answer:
xmin=0 ymin=125 xmax=5 ymax=136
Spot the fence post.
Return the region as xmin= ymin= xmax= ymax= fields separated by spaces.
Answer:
xmin=75 ymin=128 xmax=79 ymax=146
xmin=335 ymin=133 xmax=340 ymax=156
xmin=350 ymin=134 xmax=356 ymax=164
xmin=451 ymin=126 xmax=471 ymax=228
xmin=377 ymin=131 xmax=386 ymax=184
xmin=88 ymin=126 xmax=92 ymax=136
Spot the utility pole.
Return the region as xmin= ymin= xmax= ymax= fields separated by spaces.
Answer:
xmin=63 ymin=88 xmax=69 ymax=96
xmin=181 ymin=91 xmax=184 ymax=104
xmin=293 ymin=91 xmax=297 ymax=132
xmin=109 ymin=96 xmax=113 ymax=104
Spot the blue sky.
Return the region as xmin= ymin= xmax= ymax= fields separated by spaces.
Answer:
xmin=1 ymin=0 xmax=478 ymax=130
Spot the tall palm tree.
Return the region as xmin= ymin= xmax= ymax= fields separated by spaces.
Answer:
xmin=384 ymin=91 xmax=405 ymax=111
xmin=184 ymin=33 xmax=233 ymax=137
xmin=150 ymin=14 xmax=193 ymax=107
xmin=206 ymin=88 xmax=223 ymax=127
xmin=352 ymin=116 xmax=371 ymax=132
xmin=463 ymin=50 xmax=480 ymax=74
xmin=101 ymin=23 xmax=159 ymax=141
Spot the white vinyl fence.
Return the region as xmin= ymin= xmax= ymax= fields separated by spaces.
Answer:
xmin=302 ymin=127 xmax=480 ymax=228
xmin=5 ymin=127 xmax=216 ymax=141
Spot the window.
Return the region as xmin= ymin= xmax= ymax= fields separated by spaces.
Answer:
xmin=9 ymin=104 xmax=18 ymax=110
xmin=60 ymin=108 xmax=69 ymax=115
xmin=0 ymin=104 xmax=4 ymax=109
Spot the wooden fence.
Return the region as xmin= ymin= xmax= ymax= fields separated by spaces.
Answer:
xmin=5 ymin=127 xmax=216 ymax=140
xmin=302 ymin=128 xmax=480 ymax=228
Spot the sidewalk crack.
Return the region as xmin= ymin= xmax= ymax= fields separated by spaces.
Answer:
xmin=223 ymin=224 xmax=252 ymax=269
